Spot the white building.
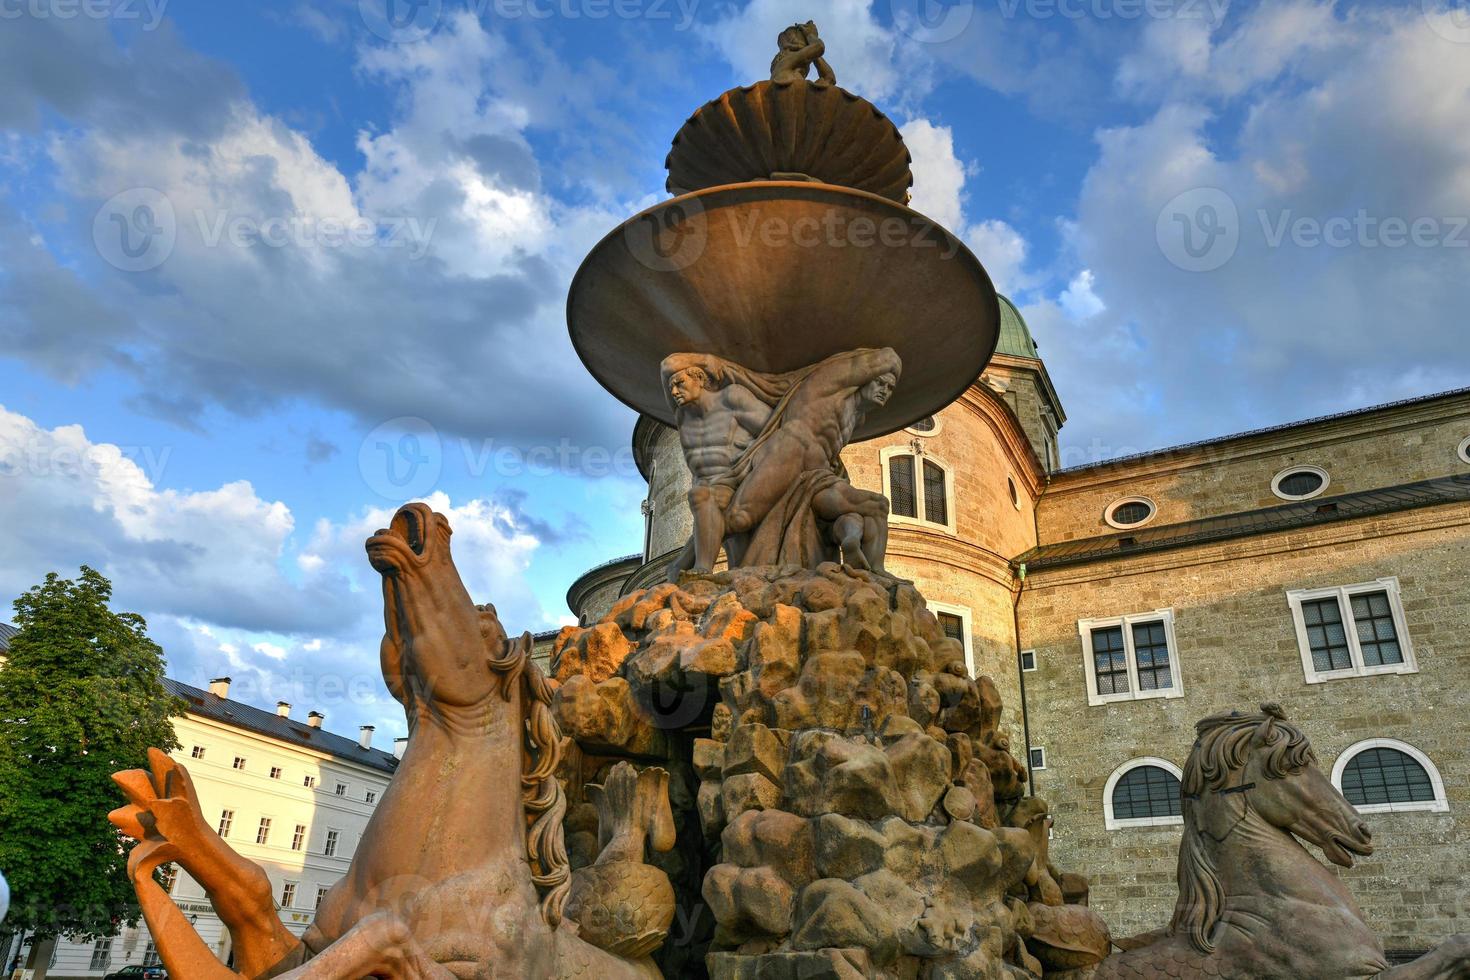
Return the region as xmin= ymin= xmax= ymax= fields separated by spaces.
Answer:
xmin=1 ymin=639 xmax=400 ymax=978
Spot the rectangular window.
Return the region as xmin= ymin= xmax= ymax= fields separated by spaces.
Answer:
xmin=191 ymin=745 xmax=206 ymax=759
xmin=365 ymin=791 xmax=377 ymax=804
xmin=937 ymin=612 xmax=964 ymax=645
xmin=256 ymin=817 xmax=272 ymax=845
xmin=1029 ymin=747 xmax=1047 ymax=770
xmin=159 ymin=863 xmax=177 ymax=893
xmin=304 ymin=775 xmax=317 ymax=788
xmin=1078 ymin=611 xmax=1183 ymax=707
xmin=324 ymin=829 xmax=339 ymax=857
xmin=281 ymin=881 xmax=297 ymax=908
xmin=335 ymin=782 xmax=348 ymax=797
xmin=143 ymin=942 xmax=161 ymax=967
xmin=292 ymin=824 xmax=306 ymax=851
xmin=269 ymin=766 xmax=283 ymax=780
xmin=928 ymin=602 xmax=974 ymax=676
xmin=1020 ymin=649 xmax=1037 ymax=672
xmin=89 ymin=939 xmax=113 ymax=970
xmin=218 ymin=809 xmax=234 ymax=837
xmin=1288 ymin=579 xmax=1416 ymax=683
xmin=888 ymin=454 xmax=916 ymax=518
xmin=922 ymin=459 xmax=948 ymax=526
xmin=316 ymin=885 xmax=330 ymax=910
xmin=232 ymin=756 xmax=246 ymax=770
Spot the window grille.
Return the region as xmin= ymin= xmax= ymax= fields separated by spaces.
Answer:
xmin=888 ymin=454 xmax=916 ymax=518
xmin=1302 ymin=597 xmax=1353 ymax=672
xmin=1111 ymin=765 xmax=1183 ymax=820
xmin=1341 ymin=748 xmax=1435 ymax=807
xmin=1090 ymin=626 xmax=1129 ymax=696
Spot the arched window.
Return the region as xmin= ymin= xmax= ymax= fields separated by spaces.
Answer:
xmin=1332 ymin=739 xmax=1448 ymax=814
xmin=882 ymin=447 xmax=955 ymax=531
xmin=1103 ymin=758 xmax=1184 ymax=829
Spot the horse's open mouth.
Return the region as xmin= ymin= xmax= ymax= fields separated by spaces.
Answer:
xmin=1323 ymin=832 xmax=1374 ymax=867
xmin=366 ymin=504 xmax=430 ymax=573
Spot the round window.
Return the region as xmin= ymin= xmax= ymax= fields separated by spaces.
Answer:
xmin=1104 ymin=497 xmax=1156 ymax=529
xmin=1272 ymin=466 xmax=1329 ymax=501
xmin=1458 ymin=435 xmax=1470 ymax=465
xmin=910 ymin=415 xmax=937 ymax=433
xmin=1008 ymin=476 xmax=1021 ymax=510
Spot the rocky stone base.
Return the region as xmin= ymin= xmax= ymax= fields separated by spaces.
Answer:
xmin=550 ymin=563 xmax=1107 ymax=979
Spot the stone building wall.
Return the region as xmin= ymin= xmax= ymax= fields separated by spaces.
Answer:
xmin=1019 ymin=504 xmax=1470 ymax=949
xmin=1037 ymin=394 xmax=1470 ymax=542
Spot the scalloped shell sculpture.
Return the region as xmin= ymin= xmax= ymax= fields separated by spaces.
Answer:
xmin=665 ymin=81 xmax=913 ymax=204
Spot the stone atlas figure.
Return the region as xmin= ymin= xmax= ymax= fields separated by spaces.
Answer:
xmin=108 ymin=22 xmax=1470 ymax=980
xmin=662 ymin=348 xmax=900 ymax=579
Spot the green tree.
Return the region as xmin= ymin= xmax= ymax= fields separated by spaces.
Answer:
xmin=0 ymin=566 xmax=184 ymax=941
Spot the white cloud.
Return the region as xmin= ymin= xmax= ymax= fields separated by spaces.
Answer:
xmin=902 ymin=118 xmax=971 ymax=231
xmin=1059 ymin=269 xmax=1105 ymax=320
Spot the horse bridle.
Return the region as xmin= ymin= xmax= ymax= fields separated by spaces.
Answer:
xmin=1185 ymin=781 xmax=1258 ymax=843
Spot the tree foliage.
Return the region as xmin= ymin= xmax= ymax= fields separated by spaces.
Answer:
xmin=0 ymin=566 xmax=184 ymax=939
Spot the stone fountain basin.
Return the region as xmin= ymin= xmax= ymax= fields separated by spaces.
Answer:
xmin=566 ymin=181 xmax=1000 ymax=441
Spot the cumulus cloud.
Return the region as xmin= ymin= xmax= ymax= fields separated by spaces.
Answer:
xmin=0 ymin=405 xmax=560 ymax=735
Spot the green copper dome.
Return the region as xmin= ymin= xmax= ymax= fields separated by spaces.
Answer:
xmin=996 ymin=294 xmax=1039 ymax=360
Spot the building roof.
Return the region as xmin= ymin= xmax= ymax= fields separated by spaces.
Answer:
xmin=164 ymin=678 xmax=399 ymax=774
xmin=0 ymin=623 xmax=17 ymax=652
xmin=1017 ymin=473 xmax=1470 ymax=572
xmin=1056 ymin=386 xmax=1470 ymax=476
xmin=996 ymin=295 xmax=1039 ymax=360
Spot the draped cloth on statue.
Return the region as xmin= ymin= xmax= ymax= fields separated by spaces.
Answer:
xmin=738 ymin=468 xmax=844 ymax=567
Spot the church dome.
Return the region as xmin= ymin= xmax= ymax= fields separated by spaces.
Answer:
xmin=996 ymin=294 xmax=1039 ymax=360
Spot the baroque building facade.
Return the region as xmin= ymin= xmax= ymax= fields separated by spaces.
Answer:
xmin=0 ymin=652 xmax=399 ymax=980
xmin=555 ymin=296 xmax=1470 ymax=953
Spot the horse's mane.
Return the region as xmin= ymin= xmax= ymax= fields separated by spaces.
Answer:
xmin=488 ymin=629 xmax=571 ymax=927
xmin=1169 ymin=702 xmax=1317 ymax=954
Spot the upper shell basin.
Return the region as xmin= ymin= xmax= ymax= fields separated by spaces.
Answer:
xmin=665 ymin=81 xmax=913 ymax=205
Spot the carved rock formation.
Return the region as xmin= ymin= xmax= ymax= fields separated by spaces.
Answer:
xmin=552 ymin=563 xmax=1102 ymax=979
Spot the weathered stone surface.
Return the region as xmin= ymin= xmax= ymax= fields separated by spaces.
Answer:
xmin=722 ymin=808 xmax=816 ymax=888
xmin=552 ymin=621 xmax=633 ymax=684
xmin=812 ymin=813 xmax=886 ymax=880
xmin=884 ymin=732 xmax=951 ymax=821
xmin=783 ymin=731 xmax=902 ymax=819
xmin=698 ymin=779 xmax=727 ymax=839
xmin=704 ymin=863 xmax=796 ymax=939
xmin=552 ymin=675 xmax=666 ymax=755
xmin=791 ymin=878 xmax=900 ymax=962
xmin=694 ymin=737 xmax=726 ymax=780
xmin=942 ymin=785 xmax=977 ymax=822
xmin=724 ymin=722 xmax=788 ymax=784
xmin=707 ymin=948 xmax=873 ymax=980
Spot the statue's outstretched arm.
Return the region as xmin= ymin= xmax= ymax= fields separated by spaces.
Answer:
xmin=806 ymin=347 xmax=902 ymax=395
xmin=111 ymin=749 xmax=303 ymax=978
xmin=1366 ymin=936 xmax=1470 ymax=980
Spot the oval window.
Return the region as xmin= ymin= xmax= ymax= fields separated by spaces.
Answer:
xmin=910 ymin=415 xmax=937 ymax=432
xmin=1272 ymin=466 xmax=1329 ymax=501
xmin=1105 ymin=497 xmax=1156 ymax=529
xmin=1008 ymin=476 xmax=1020 ymax=510
xmin=1458 ymin=435 xmax=1470 ymax=465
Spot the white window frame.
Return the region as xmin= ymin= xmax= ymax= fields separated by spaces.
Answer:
xmin=1104 ymin=495 xmax=1157 ymax=530
xmin=335 ymin=782 xmax=348 ymax=797
xmin=281 ymin=880 xmax=298 ymax=909
xmin=906 ymin=414 xmax=944 ymax=437
xmin=1458 ymin=435 xmax=1470 ymax=465
xmin=1078 ymin=610 xmax=1184 ymax=707
xmin=324 ymin=828 xmax=340 ymax=857
xmin=1271 ymin=464 xmax=1331 ymax=501
xmin=1020 ymin=648 xmax=1037 ymax=672
xmin=1287 ymin=577 xmax=1417 ymax=684
xmin=1029 ymin=746 xmax=1047 ymax=770
xmin=1331 ymin=738 xmax=1449 ymax=814
xmin=1104 ymin=757 xmax=1186 ymax=830
xmin=880 ymin=446 xmax=958 ymax=534
xmin=928 ymin=600 xmax=975 ymax=676
xmin=255 ymin=816 xmax=272 ymax=846
xmin=190 ymin=745 xmax=206 ymax=759
xmin=291 ymin=824 xmax=306 ymax=851
xmin=269 ymin=766 xmax=283 ymax=780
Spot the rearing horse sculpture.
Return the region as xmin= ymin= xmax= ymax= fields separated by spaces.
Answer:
xmin=109 ymin=502 xmax=668 ymax=979
xmin=1075 ymin=704 xmax=1470 ymax=980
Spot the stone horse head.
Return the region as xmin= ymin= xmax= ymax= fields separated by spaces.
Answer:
xmin=1171 ymin=702 xmax=1374 ymax=955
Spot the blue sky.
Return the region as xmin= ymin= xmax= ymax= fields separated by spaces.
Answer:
xmin=2 ymin=0 xmax=1468 ymax=737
